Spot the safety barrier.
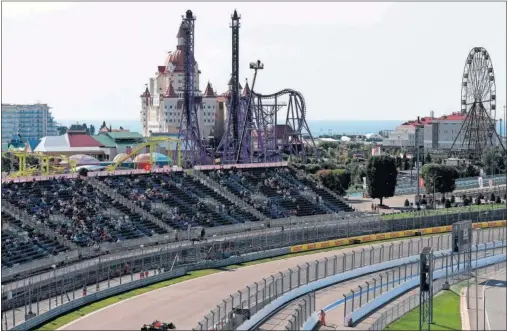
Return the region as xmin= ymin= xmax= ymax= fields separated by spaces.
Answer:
xmin=284 ymin=292 xmax=316 ymax=331
xmin=289 ymin=220 xmax=507 ymax=253
xmin=346 ymin=250 xmax=507 ymax=326
xmin=233 ymin=241 xmax=505 ymax=331
xmin=8 ymin=267 xmax=187 ymax=331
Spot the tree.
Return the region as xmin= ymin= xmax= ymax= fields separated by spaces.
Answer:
xmin=421 ymin=163 xmax=459 ymax=196
xmin=464 ymin=164 xmax=480 ymax=177
xmin=315 ymin=169 xmax=351 ymax=196
xmin=366 ymin=155 xmax=398 ymax=206
xmin=481 ymin=148 xmax=506 ymax=175
xmin=425 ymin=153 xmax=432 ymax=164
xmin=89 ymin=125 xmax=96 ymax=136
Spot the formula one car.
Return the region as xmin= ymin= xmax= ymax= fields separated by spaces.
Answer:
xmin=141 ymin=320 xmax=176 ymax=330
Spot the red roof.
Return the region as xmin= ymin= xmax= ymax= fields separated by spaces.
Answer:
xmin=203 ymin=82 xmax=216 ymax=97
xmin=165 ymin=82 xmax=178 ymax=98
xmin=157 ymin=66 xmax=166 ymax=74
xmin=243 ymin=81 xmax=251 ymax=96
xmin=438 ymin=113 xmax=466 ymax=121
xmin=67 ymin=134 xmax=104 ymax=148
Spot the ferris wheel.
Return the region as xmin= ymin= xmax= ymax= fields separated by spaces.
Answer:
xmin=460 ymin=47 xmax=496 ymax=119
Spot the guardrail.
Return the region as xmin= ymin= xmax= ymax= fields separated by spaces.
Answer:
xmin=195 ymin=227 xmax=505 ymax=331
xmin=3 ymin=224 xmax=505 ymax=330
xmin=347 ymin=250 xmax=507 ymax=326
xmin=234 ymin=242 xmax=506 ymax=331
xmin=284 ymin=292 xmax=316 ymax=331
xmin=368 ymin=261 xmax=507 ymax=331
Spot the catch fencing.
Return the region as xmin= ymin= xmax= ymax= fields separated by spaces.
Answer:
xmin=342 ymin=239 xmax=506 ymax=321
xmin=368 ymin=259 xmax=507 ymax=330
xmin=284 ymin=292 xmax=316 ymax=331
xmin=193 ymin=227 xmax=504 ymax=331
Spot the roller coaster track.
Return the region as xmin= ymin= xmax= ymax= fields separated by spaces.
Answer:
xmin=252 ymin=89 xmax=307 ymax=119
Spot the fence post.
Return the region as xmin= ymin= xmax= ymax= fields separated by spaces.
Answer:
xmin=361 ymin=249 xmax=365 ymax=267
xmin=289 ymin=269 xmax=293 ymax=290
xmin=366 ymin=281 xmax=370 ymax=303
xmin=324 ymin=257 xmax=328 ymax=277
xmin=370 ymin=246 xmax=374 ymax=265
xmin=399 ymin=242 xmax=403 ymax=259
xmin=334 ymin=255 xmax=338 ymax=275
xmin=351 ymin=289 xmax=355 ymax=312
xmin=343 ymin=294 xmax=347 ymax=323
xmin=389 ymin=243 xmax=394 ymax=260
xmin=380 ymin=244 xmax=384 ymax=262
xmin=306 ymin=263 xmax=310 ymax=283
xmin=380 ymin=274 xmax=384 ymax=294
xmin=280 ymin=272 xmax=285 ymax=294
xmin=255 ymin=282 xmax=259 ymax=312
xmin=247 ymin=286 xmax=251 ymax=309
xmin=297 ymin=266 xmax=301 ymax=286
xmin=359 ymin=285 xmax=363 ymax=307
xmin=315 ymin=260 xmax=320 ymax=280
xmin=352 ymin=250 xmax=356 ymax=270
xmin=373 ymin=278 xmax=377 ymax=299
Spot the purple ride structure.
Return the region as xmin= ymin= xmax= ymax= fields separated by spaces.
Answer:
xmin=173 ymin=9 xmax=317 ymax=165
xmin=217 ymin=10 xmax=317 ymax=164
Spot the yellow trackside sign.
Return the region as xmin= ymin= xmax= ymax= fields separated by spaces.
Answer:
xmin=289 ymin=220 xmax=506 ymax=253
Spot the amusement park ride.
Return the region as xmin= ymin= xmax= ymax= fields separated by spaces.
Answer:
xmin=177 ymin=9 xmax=317 ymax=166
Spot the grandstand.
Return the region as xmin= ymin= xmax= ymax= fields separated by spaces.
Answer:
xmin=0 ymin=165 xmax=354 ymax=270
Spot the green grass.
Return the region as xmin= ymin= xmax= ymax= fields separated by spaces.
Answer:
xmin=381 ymin=203 xmax=505 ymax=221
xmin=37 ymin=233 xmax=426 ymax=330
xmin=385 ymin=289 xmax=462 ymax=331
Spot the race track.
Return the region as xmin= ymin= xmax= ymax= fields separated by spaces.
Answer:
xmin=60 ymin=233 xmax=460 ymax=330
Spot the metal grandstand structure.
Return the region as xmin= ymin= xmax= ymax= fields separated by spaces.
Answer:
xmin=451 ymin=47 xmax=505 ymax=160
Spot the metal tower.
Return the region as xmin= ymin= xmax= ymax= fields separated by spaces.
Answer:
xmin=218 ymin=10 xmax=245 ymax=164
xmin=419 ymin=247 xmax=434 ymax=331
xmin=178 ymin=10 xmax=206 ymax=166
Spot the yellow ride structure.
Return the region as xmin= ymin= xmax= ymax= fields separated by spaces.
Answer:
xmin=2 ymin=152 xmax=77 ymax=178
xmin=106 ymin=137 xmax=182 ymax=171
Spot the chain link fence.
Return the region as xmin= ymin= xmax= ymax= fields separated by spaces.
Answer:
xmin=284 ymin=292 xmax=316 ymax=331
xmin=368 ymin=259 xmax=507 ymax=330
xmin=193 ymin=228 xmax=505 ymax=331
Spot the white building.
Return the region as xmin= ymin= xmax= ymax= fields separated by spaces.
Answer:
xmin=1 ymin=103 xmax=58 ymax=151
xmin=140 ymin=22 xmax=218 ymax=138
xmin=384 ymin=111 xmax=501 ymax=152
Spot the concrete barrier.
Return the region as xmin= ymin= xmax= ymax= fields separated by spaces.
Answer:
xmin=238 ymin=240 xmax=506 ymax=331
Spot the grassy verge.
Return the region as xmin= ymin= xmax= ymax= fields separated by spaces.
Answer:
xmin=381 ymin=204 xmax=505 ymax=221
xmin=385 ymin=287 xmax=462 ymax=331
xmin=37 ymin=234 xmax=429 ymax=330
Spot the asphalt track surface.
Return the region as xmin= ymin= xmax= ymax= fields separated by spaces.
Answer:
xmin=483 ymin=269 xmax=507 ymax=331
xmin=58 ymin=230 xmax=504 ymax=331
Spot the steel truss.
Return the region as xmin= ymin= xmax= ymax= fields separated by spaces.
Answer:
xmin=452 ymin=47 xmax=505 ymax=160
xmin=178 ymin=10 xmax=207 ymax=166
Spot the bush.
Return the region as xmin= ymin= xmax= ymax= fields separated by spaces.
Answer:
xmin=404 ymin=199 xmax=410 ymax=207
xmin=450 ymin=195 xmax=455 ymax=204
xmin=475 ymin=197 xmax=481 ymax=205
xmin=441 ymin=196 xmax=446 ymax=204
xmin=444 ymin=199 xmax=451 ymax=208
xmin=490 ymin=193 xmax=496 ymax=202
xmin=78 ymin=168 xmax=88 ymax=177
xmin=421 ymin=198 xmax=427 ymax=205
xmin=495 ymin=196 xmax=501 ymax=204
xmin=463 ymin=198 xmax=471 ymax=206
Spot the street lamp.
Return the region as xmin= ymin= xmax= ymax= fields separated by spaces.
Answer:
xmin=432 ymin=175 xmax=443 ymax=209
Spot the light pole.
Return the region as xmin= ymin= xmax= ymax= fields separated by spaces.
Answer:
xmin=432 ymin=175 xmax=443 ymax=209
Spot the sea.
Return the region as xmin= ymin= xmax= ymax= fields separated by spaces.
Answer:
xmin=57 ymin=119 xmax=403 ymax=136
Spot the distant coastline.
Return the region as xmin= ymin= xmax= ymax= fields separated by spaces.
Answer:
xmin=57 ymin=119 xmax=404 ymax=136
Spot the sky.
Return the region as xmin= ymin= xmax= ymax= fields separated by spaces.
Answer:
xmin=2 ymin=2 xmax=506 ymax=122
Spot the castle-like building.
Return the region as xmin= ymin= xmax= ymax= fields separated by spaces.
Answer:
xmin=140 ymin=22 xmax=219 ymax=138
